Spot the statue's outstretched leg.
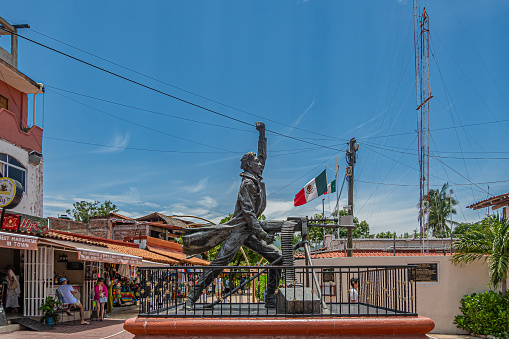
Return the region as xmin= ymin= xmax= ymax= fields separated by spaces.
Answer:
xmin=244 ymin=235 xmax=282 ymax=308
xmin=185 ymin=227 xmax=250 ymax=310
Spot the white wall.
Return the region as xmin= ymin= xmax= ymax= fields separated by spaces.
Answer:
xmin=0 ymin=138 xmax=43 ymax=217
xmin=296 ymin=255 xmax=497 ymax=334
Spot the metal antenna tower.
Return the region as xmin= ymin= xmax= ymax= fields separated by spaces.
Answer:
xmin=413 ymin=1 xmax=432 ymax=253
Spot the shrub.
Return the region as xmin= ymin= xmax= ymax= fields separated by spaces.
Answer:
xmin=454 ymin=291 xmax=509 ymax=338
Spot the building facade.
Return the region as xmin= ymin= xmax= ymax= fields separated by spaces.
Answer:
xmin=0 ymin=17 xmax=44 ymax=217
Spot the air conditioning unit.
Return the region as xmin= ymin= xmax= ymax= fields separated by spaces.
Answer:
xmin=29 ymin=151 xmax=42 ymax=165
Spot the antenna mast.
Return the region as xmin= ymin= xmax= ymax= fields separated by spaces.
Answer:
xmin=413 ymin=1 xmax=432 ymax=252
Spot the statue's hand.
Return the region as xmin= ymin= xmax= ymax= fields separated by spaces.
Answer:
xmin=256 ymin=121 xmax=265 ymax=132
xmin=265 ymin=233 xmax=275 ymax=245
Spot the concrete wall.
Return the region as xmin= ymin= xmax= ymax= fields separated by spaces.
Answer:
xmin=324 ymin=236 xmax=454 ymax=252
xmin=0 ymin=138 xmax=43 ymax=217
xmin=296 ymin=255 xmax=497 ymax=334
xmin=48 ymin=217 xmax=88 ymax=234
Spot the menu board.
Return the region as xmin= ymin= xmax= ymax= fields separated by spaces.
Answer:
xmin=408 ymin=263 xmax=438 ymax=282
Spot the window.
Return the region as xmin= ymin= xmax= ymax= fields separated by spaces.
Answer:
xmin=0 ymin=153 xmax=26 ymax=189
xmin=0 ymin=94 xmax=7 ymax=110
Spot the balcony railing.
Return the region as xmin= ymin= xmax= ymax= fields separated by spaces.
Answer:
xmin=138 ymin=265 xmax=417 ymax=318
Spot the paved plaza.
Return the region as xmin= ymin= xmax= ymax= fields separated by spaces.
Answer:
xmin=0 ymin=303 xmax=476 ymax=339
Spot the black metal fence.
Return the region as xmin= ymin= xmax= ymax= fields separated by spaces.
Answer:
xmin=138 ymin=265 xmax=417 ymax=317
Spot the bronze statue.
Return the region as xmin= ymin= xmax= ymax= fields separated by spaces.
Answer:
xmin=183 ymin=122 xmax=282 ymax=309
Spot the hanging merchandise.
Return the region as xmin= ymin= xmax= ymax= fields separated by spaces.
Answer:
xmin=118 ymin=264 xmax=130 ymax=278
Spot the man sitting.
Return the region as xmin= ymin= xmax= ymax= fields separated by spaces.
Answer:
xmin=57 ymin=277 xmax=89 ymax=325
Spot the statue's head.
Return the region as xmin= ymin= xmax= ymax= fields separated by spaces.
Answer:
xmin=241 ymin=152 xmax=263 ymax=176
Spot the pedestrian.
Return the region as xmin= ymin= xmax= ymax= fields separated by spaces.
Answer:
xmin=94 ymin=278 xmax=108 ymax=321
xmin=5 ymin=267 xmax=20 ymax=313
xmin=240 ymin=276 xmax=246 ymax=295
xmin=57 ymin=278 xmax=89 ymax=325
xmin=213 ymin=276 xmax=222 ymax=300
xmin=349 ymin=277 xmax=358 ymax=303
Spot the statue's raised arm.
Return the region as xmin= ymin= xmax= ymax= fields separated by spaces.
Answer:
xmin=256 ymin=121 xmax=266 ymax=169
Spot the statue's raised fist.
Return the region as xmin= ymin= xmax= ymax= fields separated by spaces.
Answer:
xmin=256 ymin=121 xmax=265 ymax=131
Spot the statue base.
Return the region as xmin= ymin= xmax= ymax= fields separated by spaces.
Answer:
xmin=124 ymin=316 xmax=435 ymax=338
xmin=276 ymin=287 xmax=321 ymax=314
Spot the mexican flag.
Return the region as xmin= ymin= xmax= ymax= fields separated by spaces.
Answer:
xmin=324 ymin=180 xmax=336 ymax=195
xmin=294 ymin=170 xmax=328 ymax=207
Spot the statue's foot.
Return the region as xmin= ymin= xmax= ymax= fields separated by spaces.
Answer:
xmin=184 ymin=299 xmax=195 ymax=311
xmin=264 ymin=293 xmax=276 ymax=309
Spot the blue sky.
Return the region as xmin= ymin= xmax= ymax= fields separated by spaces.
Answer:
xmin=2 ymin=0 xmax=509 ymax=235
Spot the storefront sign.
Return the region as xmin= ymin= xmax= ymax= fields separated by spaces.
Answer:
xmin=18 ymin=213 xmax=48 ymax=234
xmin=0 ymin=177 xmax=23 ymax=209
xmin=2 ymin=212 xmax=49 ymax=234
xmin=408 ymin=263 xmax=438 ymax=282
xmin=78 ymin=249 xmax=142 ymax=266
xmin=1 ymin=214 xmax=20 ymax=231
xmin=0 ymin=232 xmax=38 ymax=250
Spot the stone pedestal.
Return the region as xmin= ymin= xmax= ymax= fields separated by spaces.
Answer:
xmin=124 ymin=316 xmax=435 ymax=338
xmin=276 ymin=287 xmax=320 ymax=314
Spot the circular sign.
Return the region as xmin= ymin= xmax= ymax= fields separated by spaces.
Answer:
xmin=0 ymin=177 xmax=23 ymax=209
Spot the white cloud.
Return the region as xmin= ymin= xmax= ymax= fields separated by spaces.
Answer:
xmin=181 ymin=178 xmax=208 ymax=194
xmin=95 ymin=131 xmax=131 ymax=153
xmin=197 ymin=196 xmax=218 ymax=209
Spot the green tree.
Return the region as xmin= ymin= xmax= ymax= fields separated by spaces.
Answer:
xmin=66 ymin=200 xmax=119 ymax=223
xmin=452 ymin=215 xmax=509 ymax=296
xmin=418 ymin=183 xmax=458 ymax=237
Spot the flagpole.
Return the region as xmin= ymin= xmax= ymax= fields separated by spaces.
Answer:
xmin=335 ymin=156 xmax=339 ymax=241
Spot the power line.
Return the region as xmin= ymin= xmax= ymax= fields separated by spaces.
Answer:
xmin=43 ymin=136 xmax=229 ymax=154
xmin=46 ymin=86 xmax=255 ymax=134
xmin=51 ymin=90 xmax=238 ymax=153
xmin=0 ymin=26 xmax=344 ymax=152
xmin=23 ymin=25 xmax=343 ymax=141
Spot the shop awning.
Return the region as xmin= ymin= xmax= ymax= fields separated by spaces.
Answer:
xmin=0 ymin=231 xmax=38 ymax=250
xmin=39 ymin=238 xmax=142 ymax=266
xmin=140 ymin=260 xmax=172 ymax=267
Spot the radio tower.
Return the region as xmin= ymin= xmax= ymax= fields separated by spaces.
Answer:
xmin=413 ymin=1 xmax=432 ymax=252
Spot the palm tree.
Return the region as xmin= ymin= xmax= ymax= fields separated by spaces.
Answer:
xmin=452 ymin=215 xmax=509 ymax=296
xmin=418 ymin=183 xmax=458 ymax=237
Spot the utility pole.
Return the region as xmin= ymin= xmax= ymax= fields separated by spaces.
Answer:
xmin=346 ymin=137 xmax=359 ymax=257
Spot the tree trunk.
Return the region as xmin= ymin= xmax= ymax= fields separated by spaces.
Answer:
xmin=503 ymin=278 xmax=507 ymax=297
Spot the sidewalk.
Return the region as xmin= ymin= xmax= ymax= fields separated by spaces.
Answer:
xmin=0 ymin=318 xmax=133 ymax=339
xmin=0 ymin=307 xmax=138 ymax=339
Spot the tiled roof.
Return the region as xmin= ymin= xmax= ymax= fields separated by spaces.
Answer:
xmin=295 ymin=249 xmax=451 ymax=259
xmin=47 ymin=230 xmax=107 ymax=247
xmin=107 ymin=244 xmax=178 ymax=265
xmin=89 ymin=212 xmax=134 ymax=220
xmin=136 ymin=212 xmax=188 ymax=228
xmin=148 ymin=246 xmax=210 ymax=266
xmin=467 ymin=192 xmax=509 ymax=210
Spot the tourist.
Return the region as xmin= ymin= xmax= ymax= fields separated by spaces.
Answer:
xmin=213 ymin=276 xmax=222 ymax=300
xmin=58 ymin=278 xmax=89 ymax=325
xmin=239 ymin=276 xmax=246 ymax=295
xmin=5 ymin=267 xmax=20 ymax=313
xmin=349 ymin=277 xmax=358 ymax=303
xmin=94 ymin=278 xmax=108 ymax=321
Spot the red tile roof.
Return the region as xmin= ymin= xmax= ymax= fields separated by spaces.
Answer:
xmin=106 ymin=244 xmax=178 ymax=265
xmin=147 ymin=245 xmax=210 ymax=266
xmin=467 ymin=192 xmax=509 ymax=210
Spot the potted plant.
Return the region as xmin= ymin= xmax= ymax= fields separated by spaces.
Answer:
xmin=39 ymin=296 xmax=61 ymax=325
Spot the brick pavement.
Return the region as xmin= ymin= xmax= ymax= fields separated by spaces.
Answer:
xmin=1 ymin=309 xmax=137 ymax=339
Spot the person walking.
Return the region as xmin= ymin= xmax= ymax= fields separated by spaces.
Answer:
xmin=94 ymin=278 xmax=108 ymax=321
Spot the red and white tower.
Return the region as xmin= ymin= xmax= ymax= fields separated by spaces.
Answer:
xmin=413 ymin=1 xmax=432 ymax=251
